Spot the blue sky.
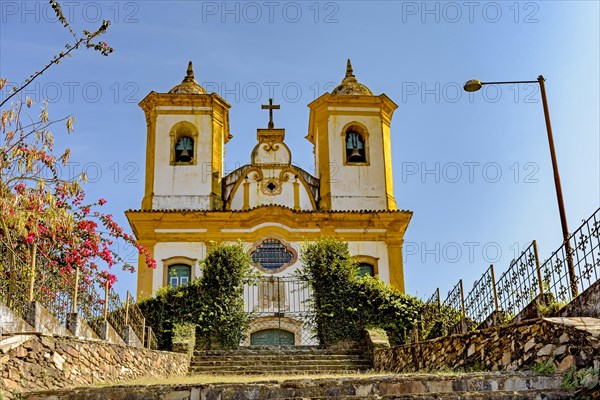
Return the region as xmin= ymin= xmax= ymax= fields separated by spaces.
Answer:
xmin=1 ymin=1 xmax=599 ymax=299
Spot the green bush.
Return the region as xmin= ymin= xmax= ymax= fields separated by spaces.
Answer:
xmin=297 ymin=237 xmax=424 ymax=346
xmin=138 ymin=242 xmax=255 ymax=350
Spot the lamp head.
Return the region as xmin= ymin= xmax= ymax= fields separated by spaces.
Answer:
xmin=464 ymin=79 xmax=483 ymax=92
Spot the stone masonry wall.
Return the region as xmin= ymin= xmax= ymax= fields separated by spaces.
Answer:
xmin=558 ymin=278 xmax=600 ymax=319
xmin=0 ymin=333 xmax=189 ymax=399
xmin=374 ymin=317 xmax=599 ymax=373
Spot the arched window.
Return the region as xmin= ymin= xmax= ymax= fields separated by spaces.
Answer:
xmin=169 ymin=121 xmax=198 ymax=165
xmin=357 ymin=262 xmax=375 ymax=277
xmin=345 ymin=131 xmax=366 ymax=163
xmin=175 ymin=136 xmax=194 ymax=163
xmin=167 ymin=264 xmax=191 ymax=288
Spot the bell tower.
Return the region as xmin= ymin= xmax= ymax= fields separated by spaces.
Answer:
xmin=139 ymin=62 xmax=231 ymax=210
xmin=307 ymin=60 xmax=398 ymax=211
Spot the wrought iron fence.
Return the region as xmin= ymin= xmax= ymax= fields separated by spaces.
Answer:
xmin=105 ymin=286 xmax=126 ymax=338
xmin=495 ymin=241 xmax=542 ymax=319
xmin=125 ymin=291 xmax=146 ymax=344
xmin=145 ymin=326 xmax=158 ymax=350
xmin=243 ymin=276 xmax=317 ymax=346
xmin=427 ymin=288 xmax=441 ymax=308
xmin=463 ymin=265 xmax=498 ymax=326
xmin=0 ymin=248 xmax=31 ymax=323
xmin=442 ymin=280 xmax=465 ymax=334
xmin=542 ymin=207 xmax=600 ymax=304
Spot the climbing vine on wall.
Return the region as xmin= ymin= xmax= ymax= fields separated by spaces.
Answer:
xmin=296 ymin=237 xmax=424 ymax=346
xmin=139 ymin=242 xmax=256 ymax=350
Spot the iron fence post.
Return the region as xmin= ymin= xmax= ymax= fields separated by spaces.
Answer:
xmin=141 ymin=316 xmax=146 ymax=347
xmin=125 ymin=291 xmax=130 ymax=326
xmin=72 ymin=267 xmax=80 ymax=314
xmin=533 ymin=240 xmax=545 ymax=298
xmin=459 ymin=279 xmax=466 ymax=333
xmin=103 ymin=280 xmax=109 ymax=321
xmin=490 ymin=265 xmax=499 ymax=313
xmin=28 ymin=244 xmax=37 ymax=302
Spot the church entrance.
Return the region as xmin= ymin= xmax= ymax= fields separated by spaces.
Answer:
xmin=243 ymin=277 xmax=317 ymax=346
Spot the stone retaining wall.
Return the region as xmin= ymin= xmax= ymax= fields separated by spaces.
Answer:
xmin=0 ymin=333 xmax=189 ymax=399
xmin=374 ymin=317 xmax=599 ymax=373
xmin=559 ymin=279 xmax=600 ymax=319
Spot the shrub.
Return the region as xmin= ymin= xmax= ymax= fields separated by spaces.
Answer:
xmin=139 ymin=242 xmax=255 ymax=350
xmin=297 ymin=237 xmax=423 ymax=346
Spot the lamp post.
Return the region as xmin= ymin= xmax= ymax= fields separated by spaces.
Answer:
xmin=463 ymin=75 xmax=577 ymax=298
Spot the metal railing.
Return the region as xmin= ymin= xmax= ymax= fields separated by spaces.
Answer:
xmin=125 ymin=291 xmax=146 ymax=345
xmin=145 ymin=326 xmax=158 ymax=350
xmin=422 ymin=207 xmax=600 ymax=340
xmin=243 ymin=276 xmax=317 ymax=346
xmin=464 ymin=265 xmax=498 ymax=326
xmin=496 ymin=241 xmax=543 ymax=318
xmin=442 ymin=280 xmax=465 ymax=334
xmin=542 ymin=207 xmax=600 ymax=304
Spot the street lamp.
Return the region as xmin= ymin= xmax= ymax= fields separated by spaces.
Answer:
xmin=463 ymin=75 xmax=577 ymax=298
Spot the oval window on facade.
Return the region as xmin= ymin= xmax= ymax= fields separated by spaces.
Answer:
xmin=250 ymin=239 xmax=296 ymax=273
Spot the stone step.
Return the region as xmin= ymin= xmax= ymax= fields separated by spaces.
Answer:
xmin=23 ymin=372 xmax=570 ymax=399
xmin=189 ymin=365 xmax=372 ymax=374
xmin=195 ymin=348 xmax=366 ymax=357
xmin=275 ymin=390 xmax=574 ymax=399
xmin=192 ymin=355 xmax=368 ymax=362
xmin=379 ymin=389 xmax=575 ymax=399
xmin=192 ymin=359 xmax=370 ymax=366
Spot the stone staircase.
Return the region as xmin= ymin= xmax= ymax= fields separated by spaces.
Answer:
xmin=24 ymin=371 xmax=577 ymax=399
xmin=190 ymin=346 xmax=372 ymax=375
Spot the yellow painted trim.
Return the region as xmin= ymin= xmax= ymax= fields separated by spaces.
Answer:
xmin=243 ymin=180 xmax=250 ymax=210
xmin=225 ymin=167 xmax=264 ymax=209
xmin=382 ymin=121 xmax=397 ymax=210
xmin=386 ymin=240 xmax=405 ymax=293
xmin=141 ymin=112 xmax=156 ymax=210
xmin=279 ymin=167 xmax=317 ymax=210
xmin=136 ymin=241 xmax=155 ymax=300
xmin=316 ymin=117 xmax=331 ymax=209
xmin=293 ymin=180 xmax=300 ymax=210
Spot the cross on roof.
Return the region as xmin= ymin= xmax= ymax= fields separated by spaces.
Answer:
xmin=261 ymin=98 xmax=280 ymax=129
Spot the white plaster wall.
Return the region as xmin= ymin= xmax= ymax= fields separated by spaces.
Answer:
xmin=252 ymin=142 xmax=291 ymax=165
xmin=153 ymin=114 xmax=216 ymax=209
xmin=153 ymin=242 xmax=206 ymax=292
xmin=326 ymin=108 xmax=388 ymax=211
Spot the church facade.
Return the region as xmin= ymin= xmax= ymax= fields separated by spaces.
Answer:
xmin=127 ymin=61 xmax=412 ymax=311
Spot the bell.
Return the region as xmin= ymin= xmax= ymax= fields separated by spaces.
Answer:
xmin=349 ymin=147 xmax=362 ymax=161
xmin=178 ymin=149 xmax=192 ymax=162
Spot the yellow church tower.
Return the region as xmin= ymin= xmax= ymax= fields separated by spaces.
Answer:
xmin=138 ymin=62 xmax=231 ymax=211
xmin=308 ymin=60 xmax=398 ymax=211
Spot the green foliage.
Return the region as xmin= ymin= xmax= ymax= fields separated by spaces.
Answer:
xmin=139 ymin=242 xmax=255 ymax=350
xmin=417 ymin=302 xmax=463 ymax=340
xmin=563 ymin=367 xmax=600 ymax=400
xmin=196 ymin=242 xmax=255 ymax=349
xmin=532 ymin=358 xmax=556 ymax=374
xmin=297 ymin=237 xmax=423 ymax=346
